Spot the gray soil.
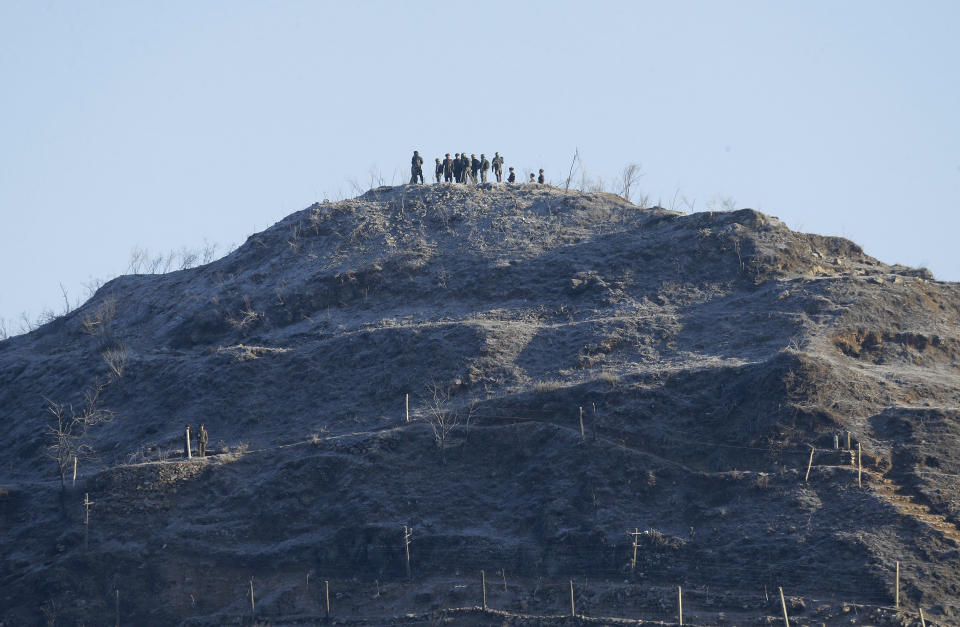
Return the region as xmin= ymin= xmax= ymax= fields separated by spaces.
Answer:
xmin=1 ymin=183 xmax=958 ymax=626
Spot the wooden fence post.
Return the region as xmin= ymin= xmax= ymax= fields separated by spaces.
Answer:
xmin=115 ymin=588 xmax=119 ymax=627
xmin=72 ymin=456 xmax=78 ymax=486
xmin=250 ymin=579 xmax=255 ymax=617
xmin=579 ymin=406 xmax=585 ymax=442
xmin=325 ymin=580 xmax=330 ymax=617
xmin=186 ymin=426 xmax=192 ymax=459
xmin=501 ymin=568 xmax=507 ymax=591
xmin=678 ymin=586 xmax=683 ymax=626
xmin=779 ymin=587 xmax=789 ymax=627
xmin=481 ymin=570 xmax=487 ymax=610
xmin=805 ymin=445 xmax=815 ymax=483
xmin=83 ymin=492 xmax=94 ymax=550
xmin=570 ymin=580 xmax=575 ymax=617
xmin=403 ymin=526 xmax=412 ymax=579
xmin=895 ymin=561 xmax=900 ymax=609
xmin=405 ymin=393 xmax=410 ymax=423
xmin=628 ymin=528 xmax=640 ymax=571
xmin=858 ymin=443 xmax=863 ymax=488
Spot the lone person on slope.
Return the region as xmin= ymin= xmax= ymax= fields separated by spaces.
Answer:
xmin=198 ymin=423 xmax=209 ymax=457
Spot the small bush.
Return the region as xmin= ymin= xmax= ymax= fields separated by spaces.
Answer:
xmin=533 ymin=380 xmax=564 ymax=394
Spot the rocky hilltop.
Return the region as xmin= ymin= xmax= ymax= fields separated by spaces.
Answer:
xmin=1 ymin=184 xmax=958 ymax=625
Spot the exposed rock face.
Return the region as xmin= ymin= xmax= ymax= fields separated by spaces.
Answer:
xmin=1 ymin=184 xmax=958 ymax=625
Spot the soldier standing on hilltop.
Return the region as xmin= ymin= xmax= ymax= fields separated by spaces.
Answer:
xmin=198 ymin=423 xmax=209 ymax=457
xmin=507 ymin=167 xmax=516 ymax=183
xmin=434 ymin=158 xmax=443 ymax=183
xmin=480 ymin=154 xmax=490 ymax=183
xmin=529 ymin=173 xmax=536 ymax=184
xmin=410 ymin=151 xmax=424 ymax=184
xmin=492 ymin=153 xmax=504 ymax=182
xmin=470 ymin=154 xmax=480 ymax=184
xmin=443 ymin=153 xmax=454 ymax=182
xmin=453 ymin=153 xmax=463 ymax=182
xmin=538 ymin=169 xmax=545 ymax=184
xmin=460 ymin=153 xmax=471 ymax=183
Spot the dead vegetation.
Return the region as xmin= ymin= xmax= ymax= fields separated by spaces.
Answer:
xmin=212 ymin=344 xmax=291 ymax=362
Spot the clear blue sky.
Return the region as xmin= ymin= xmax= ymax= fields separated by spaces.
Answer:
xmin=2 ymin=1 xmax=958 ymax=330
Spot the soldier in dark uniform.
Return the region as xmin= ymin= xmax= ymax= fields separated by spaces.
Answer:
xmin=198 ymin=423 xmax=209 ymax=457
xmin=434 ymin=158 xmax=443 ymax=183
xmin=529 ymin=173 xmax=536 ymax=183
xmin=507 ymin=167 xmax=516 ymax=183
xmin=410 ymin=151 xmax=424 ymax=184
xmin=470 ymin=154 xmax=480 ymax=183
xmin=453 ymin=153 xmax=463 ymax=182
xmin=537 ymin=169 xmax=545 ymax=184
xmin=492 ymin=153 xmax=504 ymax=182
xmin=480 ymin=154 xmax=490 ymax=183
xmin=443 ymin=154 xmax=454 ymax=182
xmin=460 ymin=153 xmax=470 ymax=183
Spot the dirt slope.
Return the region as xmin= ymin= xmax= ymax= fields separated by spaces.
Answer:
xmin=1 ymin=183 xmax=958 ymax=626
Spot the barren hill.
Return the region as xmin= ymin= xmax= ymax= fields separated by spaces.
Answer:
xmin=1 ymin=184 xmax=958 ymax=625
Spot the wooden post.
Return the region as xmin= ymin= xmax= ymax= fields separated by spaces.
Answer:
xmin=678 ymin=586 xmax=683 ymax=626
xmin=592 ymin=402 xmax=598 ymax=441
xmin=846 ymin=431 xmax=851 ymax=451
xmin=403 ymin=525 xmax=412 ymax=579
xmin=570 ymin=580 xmax=575 ymax=617
xmin=834 ymin=433 xmax=839 ymax=450
xmin=805 ymin=445 xmax=815 ymax=483
xmin=250 ymin=579 xmax=255 ymax=616
xmin=325 ymin=579 xmax=330 ymax=617
xmin=481 ymin=570 xmax=487 ymax=610
xmin=115 ymin=588 xmax=119 ymax=627
xmin=501 ymin=568 xmax=507 ymax=591
xmin=579 ymin=406 xmax=585 ymax=441
xmin=72 ymin=456 xmax=78 ymax=486
xmin=405 ymin=394 xmax=410 ymax=423
xmin=628 ymin=528 xmax=640 ymax=571
xmin=895 ymin=561 xmax=900 ymax=609
xmin=83 ymin=492 xmax=94 ymax=550
xmin=858 ymin=443 xmax=863 ymax=488
xmin=919 ymin=608 xmax=926 ymax=627
xmin=84 ymin=492 xmax=93 ymax=525
xmin=186 ymin=426 xmax=192 ymax=459
xmin=779 ymin=587 xmax=789 ymax=627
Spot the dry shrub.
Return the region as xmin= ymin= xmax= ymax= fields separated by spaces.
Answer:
xmin=534 ymin=379 xmax=564 ymax=394
xmin=81 ymin=296 xmax=117 ymax=336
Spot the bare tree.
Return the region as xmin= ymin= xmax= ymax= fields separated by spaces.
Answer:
xmin=618 ymin=163 xmax=643 ymax=203
xmin=46 ymin=380 xmax=114 ymax=491
xmin=423 ymin=383 xmax=475 ymax=460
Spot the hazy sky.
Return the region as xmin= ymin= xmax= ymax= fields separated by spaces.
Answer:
xmin=2 ymin=1 xmax=958 ymax=330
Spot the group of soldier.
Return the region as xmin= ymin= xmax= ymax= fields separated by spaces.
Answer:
xmin=410 ymin=151 xmax=544 ymax=186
